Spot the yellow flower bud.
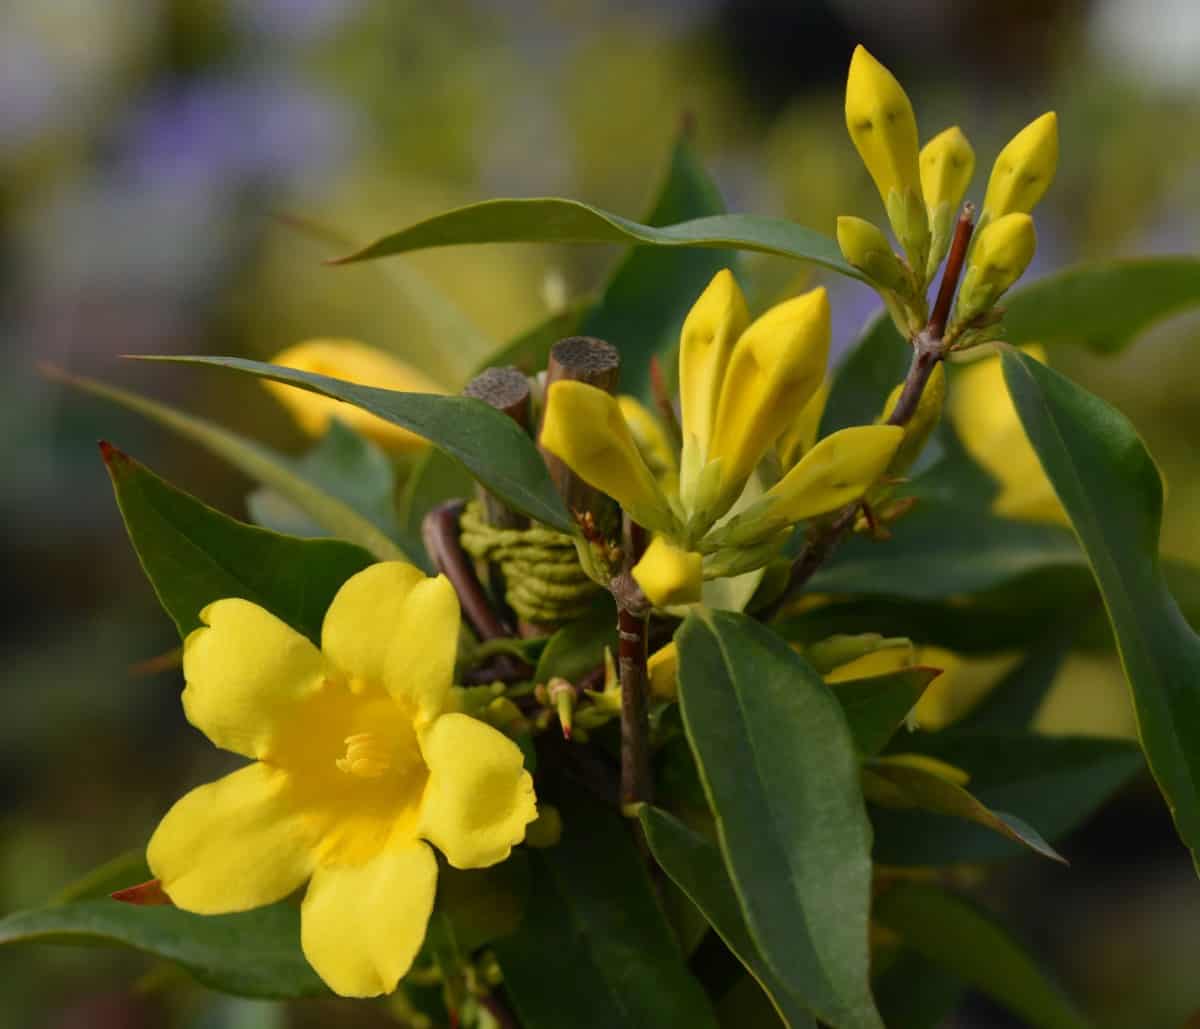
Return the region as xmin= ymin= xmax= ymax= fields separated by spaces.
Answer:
xmin=539 ymin=381 xmax=675 ymax=533
xmin=835 ymin=216 xmax=909 ymax=294
xmin=647 ymin=642 xmax=679 ymax=701
xmin=981 ymin=112 xmax=1058 ymax=225
xmin=716 ymin=425 xmax=903 ymax=546
xmin=777 ymin=378 xmax=831 ymax=470
xmin=707 ymin=288 xmax=831 ymax=518
xmin=618 ymin=395 xmax=677 ymax=490
xmin=952 ymin=213 xmax=1037 ymax=329
xmin=920 ymin=127 xmax=975 ymax=277
xmin=880 ymin=362 xmax=945 ymax=475
xmin=844 ymin=45 xmax=929 ymax=276
xmin=632 ymin=537 xmax=703 ymax=609
xmin=265 ymin=339 xmax=443 ymax=452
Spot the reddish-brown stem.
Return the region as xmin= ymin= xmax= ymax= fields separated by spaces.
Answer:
xmin=421 ymin=500 xmax=513 ymax=643
xmin=927 ymin=203 xmax=976 ymax=339
xmin=616 ymin=520 xmax=651 ymax=810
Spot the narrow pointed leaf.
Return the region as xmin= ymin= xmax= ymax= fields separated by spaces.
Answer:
xmin=875 ymin=884 xmax=1091 ymax=1029
xmin=640 ymin=806 xmax=816 ymax=1029
xmin=102 ymin=444 xmax=373 ymax=641
xmin=0 ymin=899 xmax=324 ymax=999
xmin=1001 ymin=349 xmax=1200 ymax=870
xmin=332 ymin=199 xmax=859 ymax=279
xmin=676 ymin=611 xmax=882 ymax=1029
xmin=135 ymin=355 xmax=572 ymax=532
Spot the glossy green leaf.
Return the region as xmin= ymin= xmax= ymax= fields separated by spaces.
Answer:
xmin=1001 ymin=348 xmax=1200 ymax=870
xmin=874 ymin=883 xmax=1091 ymax=1029
xmin=0 ymin=899 xmax=324 ymax=999
xmin=581 ymin=134 xmax=737 ymax=399
xmin=676 ymin=611 xmax=881 ymax=1029
xmin=640 ymin=806 xmax=816 ymax=1029
xmin=333 ymin=199 xmax=859 ymax=279
xmin=1003 ymin=257 xmax=1200 ymax=354
xmin=863 ymin=757 xmax=1065 ymax=863
xmin=872 ymin=731 xmax=1143 ymax=865
xmin=494 ymin=788 xmax=718 ymax=1029
xmin=54 ymin=367 xmax=409 ymax=561
xmin=138 ymin=355 xmax=573 ymax=532
xmin=830 ymin=667 xmax=940 ymax=756
xmin=103 ymin=444 xmax=373 ymax=642
xmin=52 ymin=852 xmax=151 ymax=904
xmin=397 ymin=446 xmax=475 ymax=572
xmin=819 ymin=314 xmax=910 ymax=437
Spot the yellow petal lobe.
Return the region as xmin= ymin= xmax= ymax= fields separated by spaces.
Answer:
xmin=632 ymin=538 xmax=703 ymax=609
xmin=182 ymin=599 xmax=329 ymax=760
xmin=266 ymin=339 xmax=443 ymax=452
xmin=539 ymin=381 xmax=675 ymax=532
xmin=149 ymin=763 xmax=315 ymax=914
xmin=300 ymin=838 xmax=437 ymax=997
xmin=647 ymin=642 xmax=679 ymax=701
xmin=417 ymin=713 xmax=537 ymax=869
xmin=777 ymin=378 xmax=832 ymax=470
xmin=981 ymin=112 xmax=1058 ymax=224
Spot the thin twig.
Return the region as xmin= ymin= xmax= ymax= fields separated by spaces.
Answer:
xmin=927 ymin=203 xmax=976 ymax=340
xmin=614 ymin=521 xmax=651 ymax=810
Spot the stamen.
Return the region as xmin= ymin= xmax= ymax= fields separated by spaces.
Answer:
xmin=336 ymin=732 xmax=391 ymax=778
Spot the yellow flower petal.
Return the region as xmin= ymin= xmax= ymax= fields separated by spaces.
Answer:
xmin=981 ymin=112 xmax=1058 ymax=224
xmin=647 ymin=641 xmax=679 ymax=701
xmin=417 ymin=713 xmax=537 ymax=869
xmin=777 ymin=378 xmax=831 ymax=470
xmin=266 ymin=339 xmax=443 ymax=453
xmin=708 ymin=288 xmax=831 ymax=514
xmin=321 ymin=563 xmax=457 ymax=725
xmin=539 ymin=381 xmax=675 ymax=533
xmin=679 ymin=269 xmax=750 ymax=456
xmin=632 ymin=538 xmax=703 ymax=608
xmin=148 ymin=763 xmax=316 ymax=914
xmin=182 ymin=599 xmax=330 ymax=760
xmin=301 ymin=838 xmax=437 ymax=997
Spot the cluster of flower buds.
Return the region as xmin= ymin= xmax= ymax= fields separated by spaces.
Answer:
xmin=840 ymin=45 xmax=1058 ymax=344
xmin=540 ymin=270 xmax=904 ymax=610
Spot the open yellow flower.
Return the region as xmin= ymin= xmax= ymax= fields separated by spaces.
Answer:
xmin=266 ymin=339 xmax=444 ymax=452
xmin=147 ymin=562 xmax=537 ymax=998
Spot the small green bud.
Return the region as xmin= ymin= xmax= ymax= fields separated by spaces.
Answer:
xmin=836 ymin=216 xmax=910 ymax=294
xmin=952 ymin=213 xmax=1037 ymax=331
xmin=920 ymin=127 xmax=975 ymax=278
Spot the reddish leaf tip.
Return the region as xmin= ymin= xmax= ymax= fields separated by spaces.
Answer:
xmin=111 ymin=878 xmax=173 ymax=906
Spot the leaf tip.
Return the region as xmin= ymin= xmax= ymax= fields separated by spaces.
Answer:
xmin=98 ymin=440 xmax=128 ymax=468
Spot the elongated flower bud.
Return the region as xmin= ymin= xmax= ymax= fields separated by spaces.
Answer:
xmin=705 ymin=288 xmax=831 ymax=521
xmin=777 ymin=378 xmax=831 ymax=470
xmin=836 ymin=216 xmax=909 ymax=294
xmin=632 ymin=537 xmax=702 ymax=609
xmin=539 ymin=381 xmax=676 ymax=533
xmin=880 ymin=362 xmax=945 ymax=475
xmin=845 ymin=45 xmax=930 ymax=279
xmin=716 ymin=424 xmax=903 ymax=546
xmin=952 ymin=213 xmax=1037 ymax=330
xmin=920 ymin=127 xmax=975 ymax=278
xmin=980 ymin=112 xmax=1058 ymax=228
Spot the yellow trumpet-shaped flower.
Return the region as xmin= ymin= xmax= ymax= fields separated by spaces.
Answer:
xmin=706 ymin=287 xmax=831 ymax=519
xmin=981 ymin=112 xmax=1058 ymax=227
xmin=777 ymin=377 xmax=831 ymax=470
xmin=716 ymin=425 xmax=903 ymax=546
xmin=539 ymin=381 xmax=676 ymax=534
xmin=952 ymin=345 xmax=1066 ymax=524
xmin=632 ymin=537 xmax=703 ymax=609
xmin=845 ymin=45 xmax=929 ymax=277
xmin=920 ymin=127 xmax=976 ymax=277
xmin=953 ymin=213 xmax=1037 ymax=329
xmin=647 ymin=641 xmax=679 ymax=701
xmin=266 ymin=339 xmax=443 ymax=453
xmin=147 ymin=563 xmax=537 ymax=998
xmin=836 ymin=217 xmax=909 ymax=294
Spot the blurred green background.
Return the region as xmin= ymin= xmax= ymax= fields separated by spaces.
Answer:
xmin=3 ymin=1 xmax=1200 ymax=1026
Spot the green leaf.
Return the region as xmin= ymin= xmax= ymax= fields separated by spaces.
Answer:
xmin=493 ymin=788 xmax=718 ymax=1029
xmin=640 ymin=807 xmax=817 ymax=1029
xmin=872 ymin=946 xmax=965 ymax=1029
xmin=830 ymin=667 xmax=939 ymax=756
xmin=0 ymin=899 xmax=324 ymax=999
xmin=863 ymin=756 xmax=1065 ymax=863
xmin=397 ymin=446 xmax=476 ymax=572
xmin=533 ymin=600 xmax=616 ymax=686
xmin=138 ymin=355 xmax=573 ymax=533
xmin=52 ymin=852 xmax=151 ymax=904
xmin=581 ymin=134 xmax=737 ymax=400
xmin=471 ymin=298 xmax=591 ymax=377
xmin=52 ymin=367 xmax=410 ymax=562
xmin=333 ymin=199 xmax=859 ymax=280
xmin=957 ymin=628 xmax=1075 ymax=731
xmin=809 ymin=501 xmax=1084 ymax=600
xmin=874 ymin=883 xmax=1091 ymax=1029
xmin=1001 ymin=348 xmax=1200 ymax=870
xmin=871 ymin=731 xmax=1143 ymax=865
xmin=676 ymin=611 xmax=881 ymax=1029
xmin=1003 ymin=257 xmax=1200 ymax=354
xmin=819 ymin=314 xmax=910 ymax=437
xmin=435 ymin=856 xmax=529 ymax=955
xmin=103 ymin=444 xmax=373 ymax=641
